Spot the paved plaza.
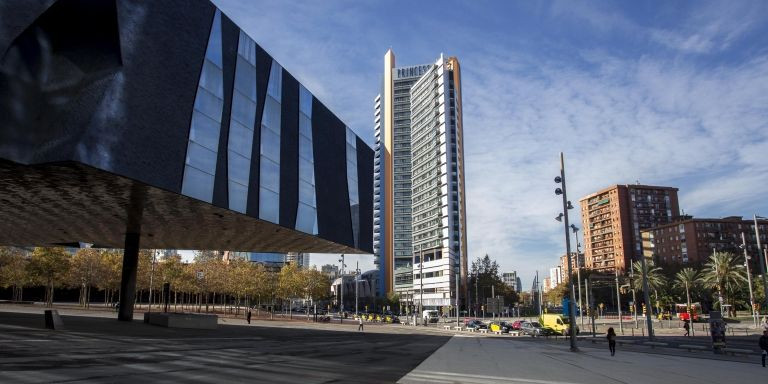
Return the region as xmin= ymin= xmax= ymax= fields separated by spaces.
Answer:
xmin=0 ymin=305 xmax=448 ymax=383
xmin=1 ymin=305 xmax=766 ymax=383
xmin=399 ymin=335 xmax=765 ymax=384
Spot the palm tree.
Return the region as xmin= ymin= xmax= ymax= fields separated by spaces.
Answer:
xmin=673 ymin=267 xmax=701 ymax=335
xmin=704 ymin=251 xmax=747 ymax=316
xmin=631 ymin=260 xmax=667 ymax=315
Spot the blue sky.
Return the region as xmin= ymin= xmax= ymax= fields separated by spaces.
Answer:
xmin=210 ymin=0 xmax=768 ymax=288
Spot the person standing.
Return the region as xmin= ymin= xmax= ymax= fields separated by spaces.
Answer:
xmin=760 ymin=330 xmax=768 ymax=367
xmin=358 ymin=316 xmax=364 ymax=332
xmin=247 ymin=308 xmax=252 ymax=324
xmin=761 ymin=316 xmax=768 ymax=331
xmin=683 ymin=320 xmax=690 ymax=337
xmin=607 ymin=327 xmax=617 ymax=356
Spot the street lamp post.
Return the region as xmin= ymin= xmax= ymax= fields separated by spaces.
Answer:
xmin=741 ymin=232 xmax=757 ymax=328
xmin=419 ymin=244 xmax=424 ymax=326
xmin=683 ymin=280 xmax=695 ymax=337
xmin=355 ymin=261 xmax=360 ymax=317
xmin=148 ymin=249 xmax=158 ymax=313
xmin=571 ymin=225 xmax=583 ymax=328
xmin=640 ymin=251 xmax=655 ymax=340
xmin=554 ymin=152 xmax=578 ymax=352
xmin=339 ymin=254 xmax=346 ymax=321
xmin=614 ymin=268 xmax=623 ymax=335
xmin=630 ymin=264 xmax=638 ymax=328
xmin=754 ymin=215 xmax=768 ymax=311
xmin=455 ymin=272 xmax=460 ymax=328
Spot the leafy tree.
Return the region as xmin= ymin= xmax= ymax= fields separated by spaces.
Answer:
xmin=193 ymin=250 xmax=220 ymax=263
xmin=703 ymin=251 xmax=746 ymax=316
xmin=95 ymin=249 xmax=123 ymax=306
xmin=228 ymin=259 xmax=253 ymax=315
xmin=304 ymin=268 xmax=330 ymax=303
xmin=0 ymin=247 xmax=29 ymax=302
xmin=278 ymin=263 xmax=303 ymax=317
xmin=26 ymin=247 xmax=71 ymax=307
xmin=67 ymin=249 xmax=101 ymax=308
xmin=468 ymin=254 xmax=507 ymax=314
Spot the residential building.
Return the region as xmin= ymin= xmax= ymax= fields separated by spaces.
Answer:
xmin=373 ymin=49 xmax=468 ymax=308
xmin=549 ymin=266 xmax=562 ymax=288
xmin=579 ymin=184 xmax=679 ymax=274
xmin=559 ymin=252 xmax=585 ymax=278
xmin=543 ymin=277 xmax=552 ymax=293
xmin=642 ymin=216 xmax=768 ymax=267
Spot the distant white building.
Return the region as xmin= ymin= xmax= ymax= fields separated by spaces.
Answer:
xmin=502 ymin=272 xmax=520 ymax=292
xmin=549 ymin=266 xmax=562 ymax=288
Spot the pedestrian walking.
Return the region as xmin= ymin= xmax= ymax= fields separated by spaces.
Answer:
xmin=247 ymin=308 xmax=252 ymax=324
xmin=683 ymin=320 xmax=690 ymax=336
xmin=761 ymin=316 xmax=768 ymax=331
xmin=760 ymin=330 xmax=768 ymax=367
xmin=358 ymin=316 xmax=364 ymax=332
xmin=607 ymin=327 xmax=616 ymax=356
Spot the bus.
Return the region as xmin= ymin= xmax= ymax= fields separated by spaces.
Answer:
xmin=675 ymin=303 xmax=700 ymax=321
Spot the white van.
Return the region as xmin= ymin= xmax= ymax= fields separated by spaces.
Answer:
xmin=423 ymin=310 xmax=439 ymax=323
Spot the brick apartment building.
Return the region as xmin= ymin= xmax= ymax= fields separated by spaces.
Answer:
xmin=579 ymin=184 xmax=680 ymax=274
xmin=641 ymin=216 xmax=768 ymax=268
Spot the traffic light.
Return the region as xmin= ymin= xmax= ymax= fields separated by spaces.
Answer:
xmin=642 ymin=303 xmax=647 ymax=315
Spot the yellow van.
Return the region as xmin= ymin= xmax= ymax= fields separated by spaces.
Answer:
xmin=540 ymin=314 xmax=579 ymax=336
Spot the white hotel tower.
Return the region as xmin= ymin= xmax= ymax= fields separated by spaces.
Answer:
xmin=373 ymin=49 xmax=468 ymax=309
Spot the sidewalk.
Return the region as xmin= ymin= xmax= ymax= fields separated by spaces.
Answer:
xmin=399 ymin=335 xmax=765 ymax=384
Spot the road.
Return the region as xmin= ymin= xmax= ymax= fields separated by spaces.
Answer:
xmin=0 ymin=306 xmax=450 ymax=383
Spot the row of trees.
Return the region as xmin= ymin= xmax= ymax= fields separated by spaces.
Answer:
xmin=0 ymin=247 xmax=331 ymax=317
xmin=546 ymin=251 xmax=761 ymax=317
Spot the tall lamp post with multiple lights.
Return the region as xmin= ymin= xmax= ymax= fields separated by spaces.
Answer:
xmin=554 ymin=152 xmax=578 ymax=352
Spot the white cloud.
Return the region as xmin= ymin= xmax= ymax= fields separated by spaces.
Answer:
xmin=461 ymin=47 xmax=768 ymax=283
xmin=649 ymin=1 xmax=764 ymax=54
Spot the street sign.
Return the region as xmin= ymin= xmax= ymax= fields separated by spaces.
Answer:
xmin=485 ymin=297 xmax=505 ymax=314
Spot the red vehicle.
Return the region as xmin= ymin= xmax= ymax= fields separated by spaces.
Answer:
xmin=676 ymin=303 xmax=700 ymax=321
xmin=511 ymin=320 xmax=525 ymax=330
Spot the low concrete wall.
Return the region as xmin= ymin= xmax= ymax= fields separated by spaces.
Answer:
xmin=144 ymin=312 xmax=218 ymax=329
xmin=44 ymin=309 xmax=64 ymax=330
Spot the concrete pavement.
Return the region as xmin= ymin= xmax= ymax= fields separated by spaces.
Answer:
xmin=399 ymin=335 xmax=766 ymax=384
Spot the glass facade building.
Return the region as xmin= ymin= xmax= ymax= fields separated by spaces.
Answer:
xmin=0 ymin=0 xmax=373 ymax=256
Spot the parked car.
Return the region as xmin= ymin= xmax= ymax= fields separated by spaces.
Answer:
xmin=520 ymin=321 xmax=548 ymax=337
xmin=466 ymin=319 xmax=488 ymax=330
xmin=489 ymin=321 xmax=513 ymax=333
xmin=511 ymin=320 xmax=525 ymax=330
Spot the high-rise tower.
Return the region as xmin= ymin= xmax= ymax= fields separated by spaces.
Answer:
xmin=374 ymin=50 xmax=467 ymax=308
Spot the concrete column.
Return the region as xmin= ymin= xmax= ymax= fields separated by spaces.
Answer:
xmin=118 ymin=232 xmax=140 ymax=321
